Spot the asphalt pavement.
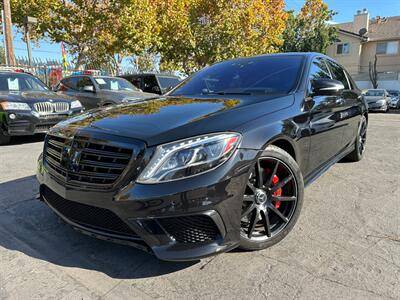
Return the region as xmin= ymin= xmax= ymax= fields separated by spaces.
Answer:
xmin=0 ymin=112 xmax=399 ymax=299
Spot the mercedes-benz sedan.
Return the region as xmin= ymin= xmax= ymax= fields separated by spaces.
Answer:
xmin=37 ymin=53 xmax=368 ymax=261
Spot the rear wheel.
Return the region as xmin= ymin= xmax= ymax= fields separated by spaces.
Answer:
xmin=0 ymin=132 xmax=11 ymax=145
xmin=345 ymin=115 xmax=367 ymax=162
xmin=239 ymin=145 xmax=304 ymax=251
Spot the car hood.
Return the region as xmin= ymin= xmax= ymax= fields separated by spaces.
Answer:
xmin=0 ymin=90 xmax=74 ymax=103
xmin=99 ymin=90 xmax=157 ymax=101
xmin=364 ymin=96 xmax=385 ymax=103
xmin=51 ymin=94 xmax=294 ymax=146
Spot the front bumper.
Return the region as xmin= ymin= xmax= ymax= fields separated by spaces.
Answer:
xmin=0 ymin=109 xmax=82 ymax=136
xmin=37 ymin=148 xmax=258 ymax=261
xmin=367 ymin=102 xmax=388 ymax=112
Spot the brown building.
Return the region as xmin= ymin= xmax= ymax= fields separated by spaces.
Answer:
xmin=327 ymin=9 xmax=400 ymax=89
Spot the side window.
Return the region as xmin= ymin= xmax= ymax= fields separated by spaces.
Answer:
xmin=309 ymin=58 xmax=331 ymax=81
xmin=142 ymin=75 xmax=158 ymax=93
xmin=61 ymin=78 xmax=78 ymax=90
xmin=76 ymin=77 xmax=94 ymax=91
xmin=326 ymin=61 xmax=350 ymax=90
xmin=344 ymin=70 xmax=356 ymax=90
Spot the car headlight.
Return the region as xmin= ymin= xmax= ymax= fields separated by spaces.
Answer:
xmin=70 ymin=100 xmax=82 ymax=109
xmin=0 ymin=101 xmax=31 ymax=111
xmin=137 ymin=132 xmax=241 ymax=184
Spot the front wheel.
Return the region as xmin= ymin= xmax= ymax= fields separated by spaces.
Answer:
xmin=239 ymin=145 xmax=304 ymax=251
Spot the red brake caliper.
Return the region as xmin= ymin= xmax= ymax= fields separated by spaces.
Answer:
xmin=272 ymin=175 xmax=282 ymax=209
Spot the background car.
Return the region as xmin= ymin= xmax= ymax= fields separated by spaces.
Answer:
xmin=120 ymin=73 xmax=181 ymax=94
xmin=55 ymin=75 xmax=156 ymax=110
xmin=0 ymin=71 xmax=83 ymax=145
xmin=37 ymin=53 xmax=368 ymax=261
xmin=363 ymin=89 xmax=389 ymax=112
xmin=387 ymin=89 xmax=400 ymax=109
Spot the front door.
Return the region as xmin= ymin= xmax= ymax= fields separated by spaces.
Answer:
xmin=307 ymin=57 xmax=346 ymax=173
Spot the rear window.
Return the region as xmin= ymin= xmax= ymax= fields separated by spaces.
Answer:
xmin=170 ymin=55 xmax=304 ymax=96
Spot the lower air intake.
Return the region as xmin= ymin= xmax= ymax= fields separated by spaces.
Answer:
xmin=158 ymin=215 xmax=221 ymax=244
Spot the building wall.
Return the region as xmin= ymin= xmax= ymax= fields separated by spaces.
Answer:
xmin=359 ymin=39 xmax=400 ymax=74
xmin=326 ymin=33 xmax=362 ymax=75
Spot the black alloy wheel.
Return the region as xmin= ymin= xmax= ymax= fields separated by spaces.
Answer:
xmin=345 ymin=115 xmax=367 ymax=162
xmin=239 ymin=145 xmax=304 ymax=250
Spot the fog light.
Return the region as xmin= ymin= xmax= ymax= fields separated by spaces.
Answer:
xmin=9 ymin=113 xmax=16 ymax=120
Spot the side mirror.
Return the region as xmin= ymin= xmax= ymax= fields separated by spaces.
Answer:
xmin=311 ymin=79 xmax=344 ymax=96
xmin=83 ymin=85 xmax=95 ymax=93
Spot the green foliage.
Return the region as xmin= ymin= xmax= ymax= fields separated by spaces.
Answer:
xmin=10 ymin=0 xmax=287 ymax=74
xmin=156 ymin=0 xmax=288 ymax=75
xmin=281 ymin=0 xmax=337 ymax=54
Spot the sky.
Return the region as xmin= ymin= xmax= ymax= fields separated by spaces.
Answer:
xmin=5 ymin=0 xmax=400 ymax=62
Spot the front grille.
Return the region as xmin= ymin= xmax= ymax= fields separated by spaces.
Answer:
xmin=42 ymin=186 xmax=139 ymax=238
xmin=44 ymin=134 xmax=134 ymax=188
xmin=34 ymin=102 xmax=69 ymax=114
xmin=158 ymin=215 xmax=221 ymax=244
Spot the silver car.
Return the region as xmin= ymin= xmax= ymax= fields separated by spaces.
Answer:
xmin=387 ymin=90 xmax=400 ymax=109
xmin=363 ymin=89 xmax=389 ymax=112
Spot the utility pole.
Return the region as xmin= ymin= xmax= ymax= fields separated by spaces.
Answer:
xmin=24 ymin=16 xmax=37 ymax=66
xmin=2 ymin=0 xmax=15 ymax=66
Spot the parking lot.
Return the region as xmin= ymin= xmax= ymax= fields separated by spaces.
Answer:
xmin=0 ymin=112 xmax=399 ymax=299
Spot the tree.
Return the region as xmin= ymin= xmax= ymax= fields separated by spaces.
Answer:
xmin=369 ymin=55 xmax=378 ymax=89
xmin=281 ymin=0 xmax=337 ymax=54
xmin=156 ymin=0 xmax=287 ymax=75
xmin=10 ymin=0 xmax=159 ymax=72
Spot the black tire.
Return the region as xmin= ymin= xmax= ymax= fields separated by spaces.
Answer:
xmin=345 ymin=115 xmax=367 ymax=162
xmin=0 ymin=132 xmax=11 ymax=145
xmin=239 ymin=145 xmax=304 ymax=251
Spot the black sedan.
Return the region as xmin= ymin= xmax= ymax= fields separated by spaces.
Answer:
xmin=37 ymin=53 xmax=368 ymax=261
xmin=0 ymin=71 xmax=83 ymax=145
xmin=55 ymin=75 xmax=156 ymax=110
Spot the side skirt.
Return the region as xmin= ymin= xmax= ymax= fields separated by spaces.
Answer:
xmin=304 ymin=144 xmax=354 ymax=187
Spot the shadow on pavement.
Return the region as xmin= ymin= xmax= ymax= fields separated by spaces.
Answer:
xmin=0 ymin=176 xmax=196 ymax=279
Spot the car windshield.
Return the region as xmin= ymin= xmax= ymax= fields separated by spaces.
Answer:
xmin=158 ymin=76 xmax=181 ymax=89
xmin=388 ymin=91 xmax=399 ymax=97
xmin=94 ymin=77 xmax=139 ymax=91
xmin=170 ymin=55 xmax=304 ymax=96
xmin=365 ymin=90 xmax=385 ymax=96
xmin=0 ymin=73 xmax=48 ymax=92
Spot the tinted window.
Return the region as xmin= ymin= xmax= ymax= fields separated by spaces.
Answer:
xmin=326 ymin=61 xmax=350 ymax=90
xmin=142 ymin=75 xmax=159 ymax=93
xmin=309 ymin=58 xmax=331 ymax=80
xmin=76 ymin=77 xmax=94 ymax=91
xmin=94 ymin=77 xmax=138 ymax=91
xmin=170 ymin=55 xmax=304 ymax=96
xmin=61 ymin=77 xmax=78 ymax=90
xmin=0 ymin=73 xmax=48 ymax=92
xmin=158 ymin=76 xmax=181 ymax=89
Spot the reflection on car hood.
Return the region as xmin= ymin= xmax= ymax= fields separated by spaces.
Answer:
xmin=99 ymin=90 xmax=157 ymax=101
xmin=51 ymin=94 xmax=294 ymax=146
xmin=0 ymin=90 xmax=74 ymax=103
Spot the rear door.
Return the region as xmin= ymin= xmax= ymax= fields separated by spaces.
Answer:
xmin=307 ymin=57 xmax=346 ymax=172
